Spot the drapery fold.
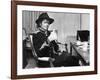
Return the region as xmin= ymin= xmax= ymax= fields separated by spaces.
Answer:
xmin=22 ymin=11 xmax=43 ymax=35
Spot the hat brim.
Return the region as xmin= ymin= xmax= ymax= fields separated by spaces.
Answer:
xmin=36 ymin=18 xmax=54 ymax=24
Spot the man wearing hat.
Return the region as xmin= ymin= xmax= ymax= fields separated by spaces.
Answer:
xmin=32 ymin=13 xmax=79 ymax=67
xmin=33 ymin=13 xmax=56 ymax=57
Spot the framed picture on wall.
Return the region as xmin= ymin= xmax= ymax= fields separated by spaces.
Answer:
xmin=11 ymin=1 xmax=97 ymax=79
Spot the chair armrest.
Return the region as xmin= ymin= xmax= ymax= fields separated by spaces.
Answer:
xmin=38 ymin=57 xmax=50 ymax=61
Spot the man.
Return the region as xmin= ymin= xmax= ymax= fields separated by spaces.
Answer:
xmin=32 ymin=12 xmax=79 ymax=67
xmin=33 ymin=13 xmax=55 ymax=57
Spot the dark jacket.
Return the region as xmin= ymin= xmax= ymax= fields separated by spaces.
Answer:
xmin=32 ymin=31 xmax=52 ymax=57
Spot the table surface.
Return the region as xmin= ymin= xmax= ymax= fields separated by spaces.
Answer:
xmin=70 ymin=42 xmax=90 ymax=65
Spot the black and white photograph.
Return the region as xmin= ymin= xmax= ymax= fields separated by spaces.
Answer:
xmin=22 ymin=11 xmax=90 ymax=69
xmin=11 ymin=1 xmax=97 ymax=79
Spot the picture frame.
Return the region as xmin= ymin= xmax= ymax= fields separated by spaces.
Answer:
xmin=11 ymin=0 xmax=97 ymax=79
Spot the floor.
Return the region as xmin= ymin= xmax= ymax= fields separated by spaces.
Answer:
xmin=25 ymin=58 xmax=37 ymax=69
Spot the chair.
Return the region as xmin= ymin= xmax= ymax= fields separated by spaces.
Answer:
xmin=29 ymin=34 xmax=54 ymax=67
xmin=77 ymin=30 xmax=89 ymax=42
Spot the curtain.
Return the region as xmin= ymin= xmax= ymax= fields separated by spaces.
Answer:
xmin=22 ymin=11 xmax=43 ymax=35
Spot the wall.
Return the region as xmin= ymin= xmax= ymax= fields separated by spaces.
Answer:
xmin=0 ymin=0 xmax=100 ymax=80
xmin=81 ymin=14 xmax=90 ymax=30
xmin=48 ymin=12 xmax=80 ymax=42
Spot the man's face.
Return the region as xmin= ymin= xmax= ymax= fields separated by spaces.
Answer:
xmin=40 ymin=19 xmax=50 ymax=31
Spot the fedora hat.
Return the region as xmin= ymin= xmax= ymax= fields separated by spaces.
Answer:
xmin=36 ymin=13 xmax=54 ymax=24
